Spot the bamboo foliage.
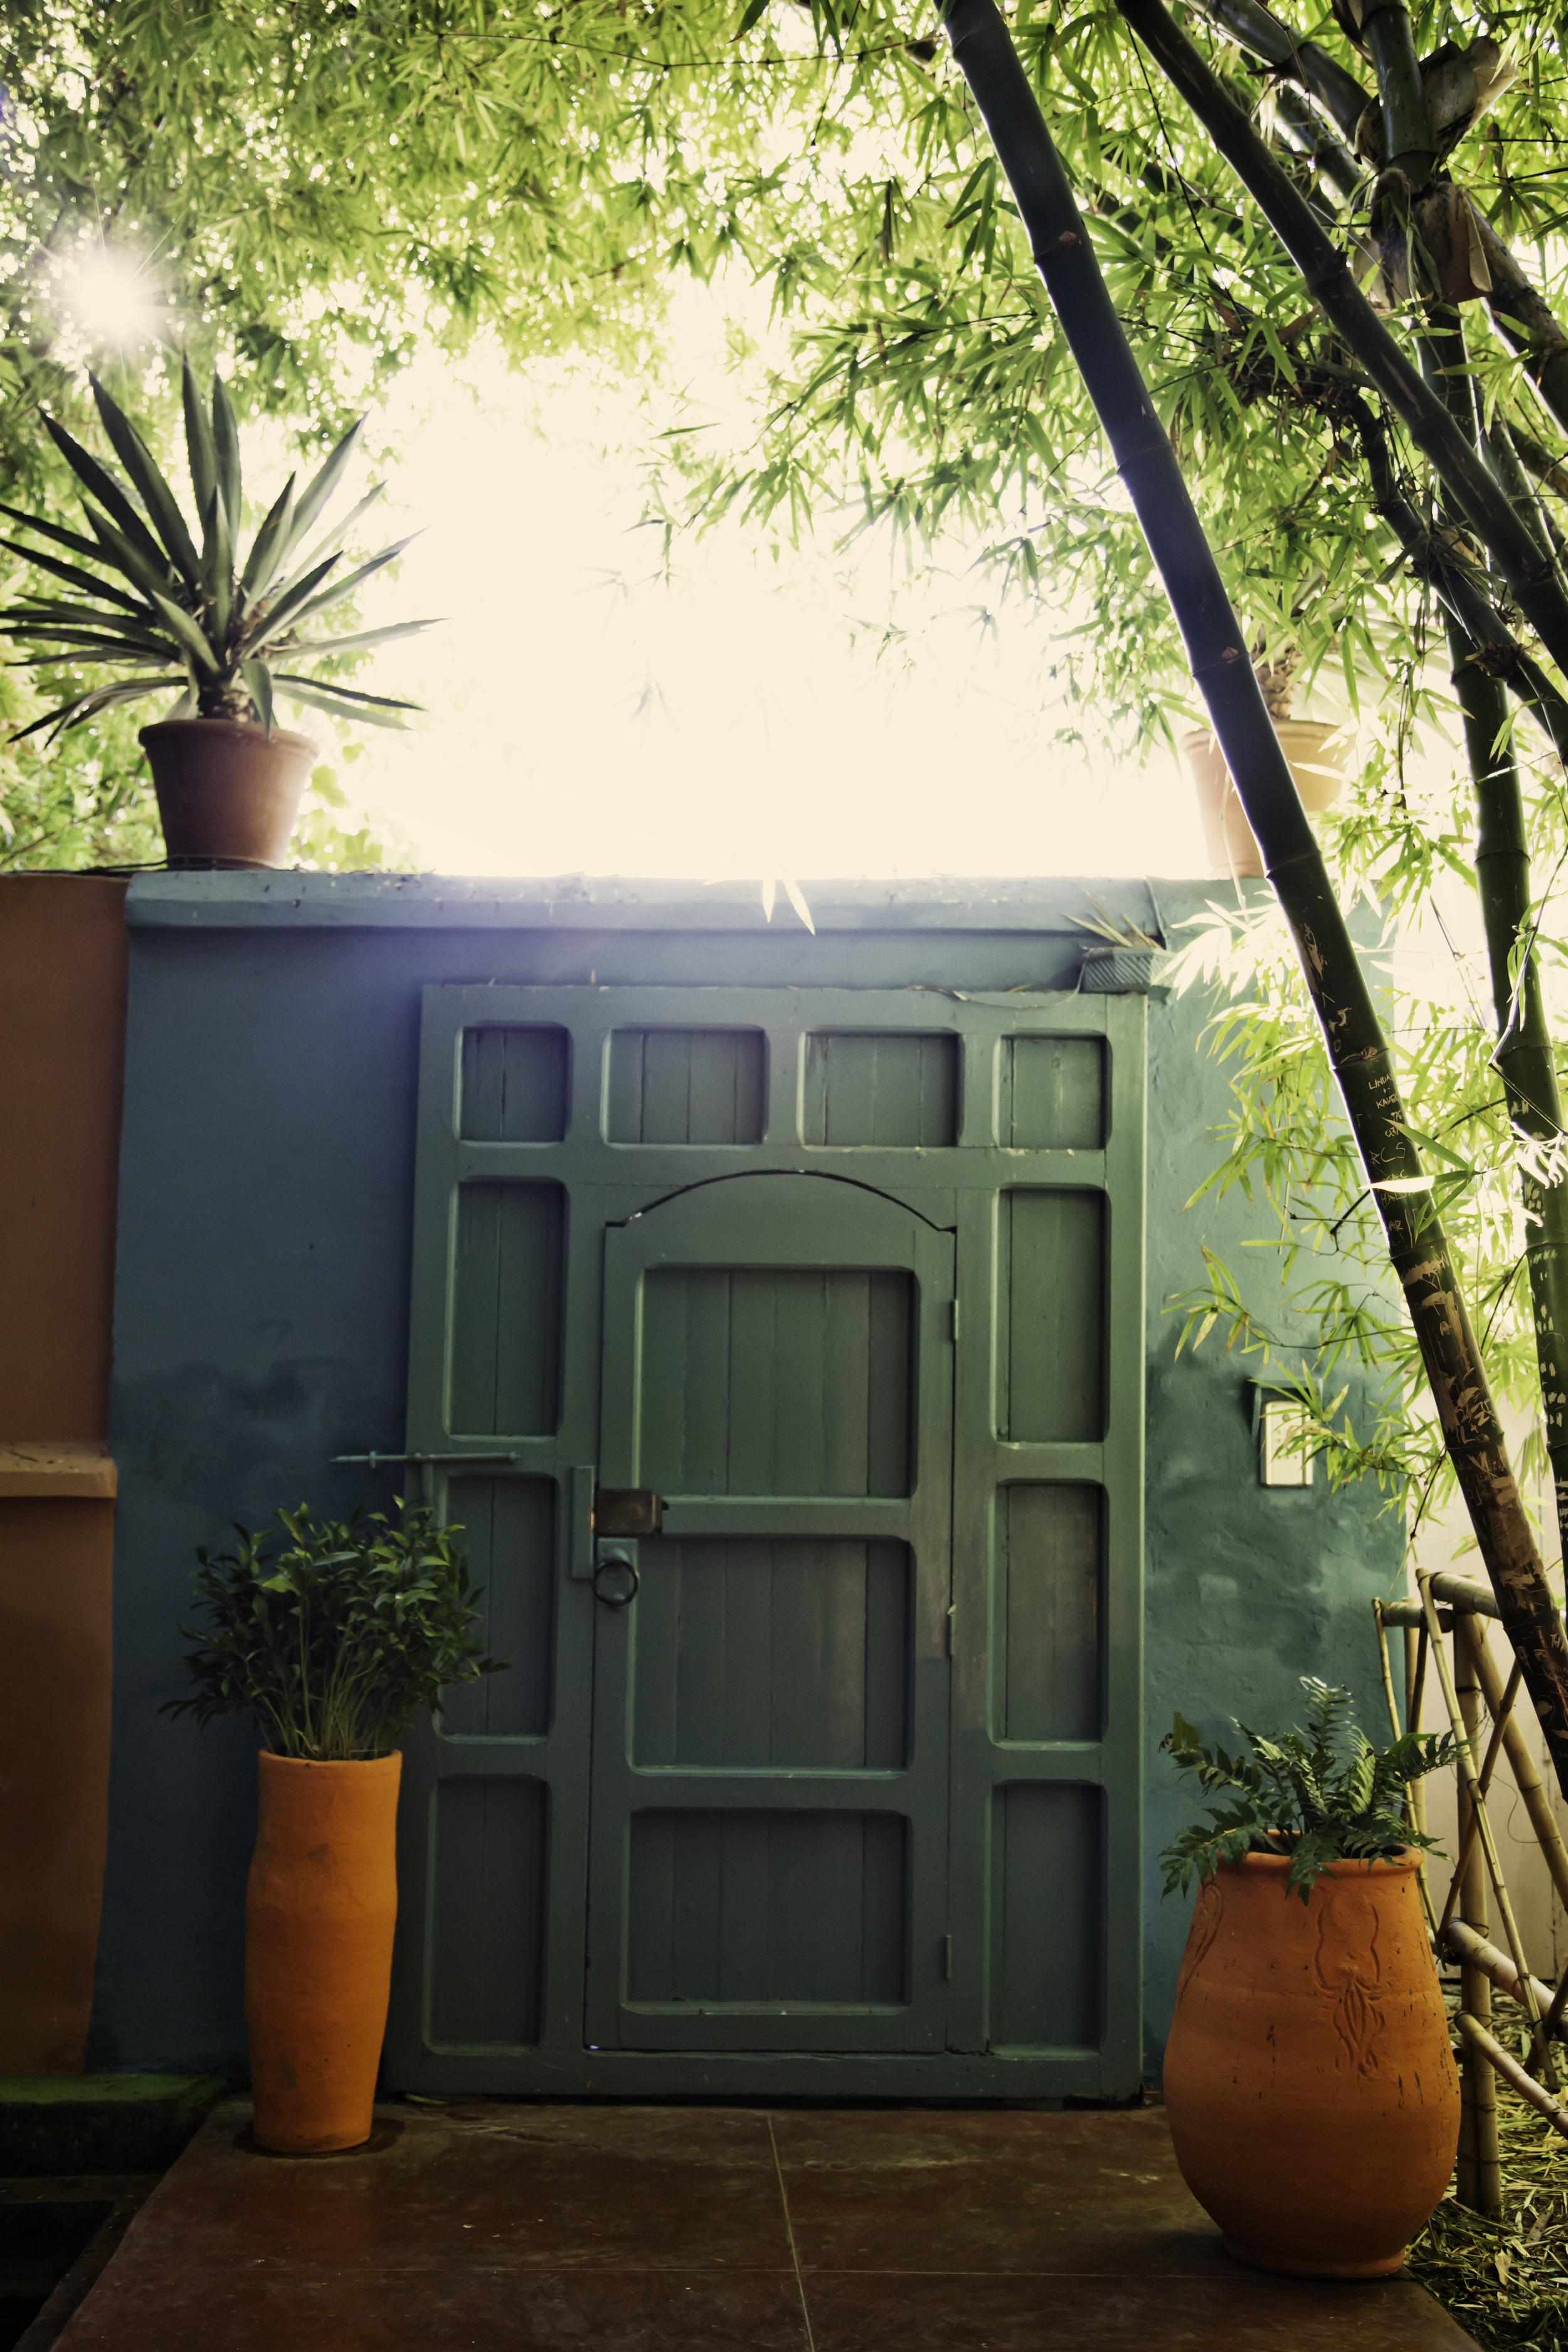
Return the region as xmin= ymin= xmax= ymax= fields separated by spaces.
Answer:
xmin=937 ymin=0 xmax=1568 ymax=1789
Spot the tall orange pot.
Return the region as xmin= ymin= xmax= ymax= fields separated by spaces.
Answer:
xmin=245 ymin=1751 xmax=401 ymax=2154
xmin=1163 ymin=1851 xmax=1459 ymax=2278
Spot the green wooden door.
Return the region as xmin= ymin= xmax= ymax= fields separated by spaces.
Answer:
xmin=386 ymin=980 xmax=1145 ymax=2099
xmin=586 ymin=1172 xmax=954 ymax=2052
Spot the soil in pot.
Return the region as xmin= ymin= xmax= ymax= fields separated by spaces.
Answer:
xmin=1180 ymin=719 xmax=1352 ymax=880
xmin=1162 ymin=1851 xmax=1460 ymax=2279
xmin=245 ymin=1751 xmax=401 ymax=2155
xmin=139 ymin=719 xmax=314 ymax=869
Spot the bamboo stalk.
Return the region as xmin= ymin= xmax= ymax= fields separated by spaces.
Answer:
xmin=1359 ymin=0 xmax=1437 ymax=184
xmin=1460 ymin=1613 xmax=1568 ymax=1917
xmin=1110 ymin=0 xmax=1568 ymax=677
xmin=1459 ymin=2010 xmax=1568 ymax=2144
xmin=1421 ymin=1578 xmax=1555 ymax=2087
xmin=1194 ymin=0 xmax=1370 ymax=142
xmin=1456 ymin=1629 xmax=1504 ymax=2212
xmin=1407 ymin=1621 xmax=1431 ymax=1849
xmin=1447 ymin=1918 xmax=1560 ymax=2023
xmin=1439 ymin=1653 xmax=1522 ymax=1935
xmin=938 ymin=0 xmax=1568 ymax=1795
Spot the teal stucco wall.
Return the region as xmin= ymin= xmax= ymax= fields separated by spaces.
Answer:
xmin=91 ymin=872 xmax=1401 ymax=2080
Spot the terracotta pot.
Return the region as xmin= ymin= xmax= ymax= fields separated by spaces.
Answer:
xmin=245 ymin=1750 xmax=401 ymax=2154
xmin=1163 ymin=1851 xmax=1459 ymax=2278
xmin=139 ymin=718 xmax=314 ymax=869
xmin=1179 ymin=719 xmax=1352 ymax=880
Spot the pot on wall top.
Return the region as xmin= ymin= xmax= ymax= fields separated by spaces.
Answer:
xmin=1162 ymin=1850 xmax=1460 ymax=2277
xmin=140 ymin=718 xmax=314 ymax=871
xmin=1180 ymin=719 xmax=1352 ymax=880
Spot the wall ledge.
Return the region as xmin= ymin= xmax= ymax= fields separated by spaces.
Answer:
xmin=0 ymin=1442 xmax=117 ymax=1498
xmin=124 ymin=871 xmax=1173 ymax=936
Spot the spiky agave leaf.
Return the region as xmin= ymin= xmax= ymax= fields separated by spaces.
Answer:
xmin=182 ymin=356 xmax=218 ymax=524
xmin=88 ymin=375 xmax=202 ymax=590
xmin=42 ymin=415 xmax=171 ymax=576
xmin=270 ymin=534 xmax=420 ymax=638
xmin=211 ymin=372 xmax=243 ymax=543
xmin=0 ymin=506 xmax=156 ymax=611
xmin=241 ymin=475 xmax=297 ymax=598
xmin=271 ymin=673 xmax=421 ymax=728
xmin=272 ymin=415 xmax=366 ymax=575
xmin=11 ymin=673 xmax=178 ymax=744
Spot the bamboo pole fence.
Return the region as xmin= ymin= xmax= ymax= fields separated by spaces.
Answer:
xmin=1378 ymin=1584 xmax=1568 ymax=2212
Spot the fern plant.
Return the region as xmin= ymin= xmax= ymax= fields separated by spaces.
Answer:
xmin=1160 ymin=1678 xmax=1456 ymax=1904
xmin=161 ymin=1502 xmax=506 ymax=1762
xmin=1 ymin=364 xmax=436 ymax=744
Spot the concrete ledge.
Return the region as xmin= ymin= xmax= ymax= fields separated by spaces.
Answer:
xmin=0 ymin=1444 xmax=116 ymax=1499
xmin=0 ymin=2077 xmax=228 ymax=2176
xmin=124 ymin=871 xmax=1170 ymax=935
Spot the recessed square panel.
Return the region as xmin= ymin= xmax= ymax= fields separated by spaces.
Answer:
xmin=627 ymin=1809 xmax=908 ymax=2006
xmin=990 ymin=1784 xmax=1103 ymax=2051
xmin=430 ymin=1778 xmax=548 ymax=2047
xmin=441 ymin=1476 xmax=556 ymax=1737
xmin=608 ymin=1029 xmax=765 ymax=1144
xmin=998 ymin=1486 xmax=1103 ymax=1744
xmin=640 ymin=1267 xmax=913 ymax=1495
xmin=632 ymin=1538 xmax=910 ymax=1769
xmin=804 ymin=1033 xmax=958 ymax=1147
xmin=1004 ymin=1037 xmax=1105 ymax=1148
xmin=460 ymin=1025 xmax=569 ymax=1142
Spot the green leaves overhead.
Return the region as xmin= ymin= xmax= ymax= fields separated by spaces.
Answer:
xmin=3 ymin=366 xmax=436 ymax=740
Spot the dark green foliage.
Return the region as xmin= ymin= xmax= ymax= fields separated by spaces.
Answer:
xmin=161 ymin=1502 xmax=506 ymax=1761
xmin=2 ymin=366 xmax=435 ymax=743
xmin=1159 ymin=1677 xmax=1456 ymax=1902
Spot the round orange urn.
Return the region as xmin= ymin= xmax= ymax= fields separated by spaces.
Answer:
xmin=1163 ymin=1851 xmax=1459 ymax=2277
xmin=245 ymin=1751 xmax=401 ymax=2154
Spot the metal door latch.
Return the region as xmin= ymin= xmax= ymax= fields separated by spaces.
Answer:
xmin=593 ymin=1488 xmax=664 ymax=1535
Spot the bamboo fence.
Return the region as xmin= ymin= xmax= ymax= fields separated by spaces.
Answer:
xmin=1378 ymin=1581 xmax=1568 ymax=2213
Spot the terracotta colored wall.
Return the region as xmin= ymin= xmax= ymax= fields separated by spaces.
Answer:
xmin=0 ymin=876 xmax=128 ymax=2071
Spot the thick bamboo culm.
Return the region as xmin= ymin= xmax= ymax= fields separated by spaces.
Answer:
xmin=1418 ymin=1577 xmax=1555 ymax=2089
xmin=1458 ymin=2012 xmax=1568 ymax=2145
xmin=937 ymin=0 xmax=1568 ymax=1806
xmin=1455 ymin=1624 xmax=1503 ymax=2215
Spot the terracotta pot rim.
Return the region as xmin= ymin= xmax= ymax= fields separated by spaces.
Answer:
xmin=1224 ymin=1847 xmax=1421 ymax=1878
xmin=258 ymin=1749 xmax=401 ymax=1775
xmin=140 ymin=717 xmax=315 ymax=753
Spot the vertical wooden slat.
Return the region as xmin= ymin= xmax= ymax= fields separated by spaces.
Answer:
xmin=1001 ymin=1486 xmax=1102 ymax=1743
xmin=1004 ymin=1036 xmax=1105 ymax=1148
xmin=606 ymin=1029 xmax=766 ymax=1143
xmin=999 ymin=1191 xmax=1105 ymax=1442
xmin=440 ymin=1476 xmax=556 ymax=1737
xmin=1456 ymin=1629 xmax=1503 ymax=2215
xmin=803 ymin=1034 xmax=959 ymax=1145
xmin=992 ymin=1784 xmax=1103 ymax=2049
xmin=430 ymin=1779 xmax=548 ymax=2046
xmin=459 ymin=1027 xmax=568 ymax=1142
xmin=450 ymin=1182 xmax=566 ymax=1434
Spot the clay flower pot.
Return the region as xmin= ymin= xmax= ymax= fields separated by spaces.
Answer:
xmin=1180 ymin=719 xmax=1352 ymax=880
xmin=1163 ymin=1851 xmax=1460 ymax=2277
xmin=245 ymin=1751 xmax=401 ymax=2154
xmin=140 ymin=718 xmax=314 ymax=870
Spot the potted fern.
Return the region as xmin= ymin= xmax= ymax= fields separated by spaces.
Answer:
xmin=1 ymin=364 xmax=437 ymax=867
xmin=163 ymin=1503 xmax=504 ymax=2154
xmin=1160 ymin=1680 xmax=1459 ymax=2281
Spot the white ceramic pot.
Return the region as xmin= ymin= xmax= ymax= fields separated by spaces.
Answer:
xmin=1180 ymin=719 xmax=1353 ymax=879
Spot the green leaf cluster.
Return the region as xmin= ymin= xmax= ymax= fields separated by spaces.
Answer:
xmin=160 ymin=1502 xmax=507 ymax=1761
xmin=2 ymin=364 xmax=436 ymax=742
xmin=1158 ymin=1677 xmax=1456 ymax=1902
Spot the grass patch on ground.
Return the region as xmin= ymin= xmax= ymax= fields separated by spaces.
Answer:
xmin=1407 ymin=2076 xmax=1568 ymax=2349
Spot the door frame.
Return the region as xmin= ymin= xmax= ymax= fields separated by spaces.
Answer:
xmin=386 ymin=982 xmax=1145 ymax=2098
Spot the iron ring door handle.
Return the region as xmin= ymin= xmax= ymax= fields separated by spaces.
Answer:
xmin=592 ymin=1552 xmax=640 ymax=1608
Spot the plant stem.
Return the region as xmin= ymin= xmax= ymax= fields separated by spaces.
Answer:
xmin=938 ymin=0 xmax=1568 ymax=1790
xmin=1110 ymin=0 xmax=1568 ymax=679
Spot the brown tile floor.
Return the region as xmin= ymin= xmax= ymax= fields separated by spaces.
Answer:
xmin=53 ymin=2097 xmax=1480 ymax=2351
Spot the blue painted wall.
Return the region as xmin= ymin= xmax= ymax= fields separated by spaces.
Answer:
xmin=91 ymin=873 xmax=1401 ymax=2079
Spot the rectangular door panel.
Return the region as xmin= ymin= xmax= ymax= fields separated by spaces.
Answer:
xmin=632 ymin=1537 xmax=910 ymax=1770
xmin=440 ymin=1475 xmax=556 ymax=1738
xmin=990 ymin=1782 xmax=1103 ymax=2053
xmin=428 ymin=1777 xmax=549 ymax=2049
xmin=449 ymin=1181 xmax=566 ymax=1436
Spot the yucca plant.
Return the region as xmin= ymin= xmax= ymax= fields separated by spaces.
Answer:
xmin=1160 ymin=1678 xmax=1456 ymax=1902
xmin=1 ymin=364 xmax=435 ymax=744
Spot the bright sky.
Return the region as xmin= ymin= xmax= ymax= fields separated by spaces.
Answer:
xmin=329 ymin=299 xmax=1217 ymax=884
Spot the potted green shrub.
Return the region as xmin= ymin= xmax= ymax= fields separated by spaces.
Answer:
xmin=1 ymin=365 xmax=437 ymax=867
xmin=1160 ymin=1680 xmax=1459 ymax=2280
xmin=162 ymin=1502 xmax=504 ymax=2154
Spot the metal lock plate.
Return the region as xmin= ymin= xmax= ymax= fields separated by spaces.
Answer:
xmin=593 ymin=1487 xmax=664 ymax=1536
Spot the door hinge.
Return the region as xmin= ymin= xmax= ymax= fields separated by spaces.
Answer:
xmin=945 ymin=1604 xmax=955 ymax=1658
xmin=941 ymin=1934 xmax=953 ymax=1982
xmin=950 ymin=1298 xmax=960 ymax=1344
